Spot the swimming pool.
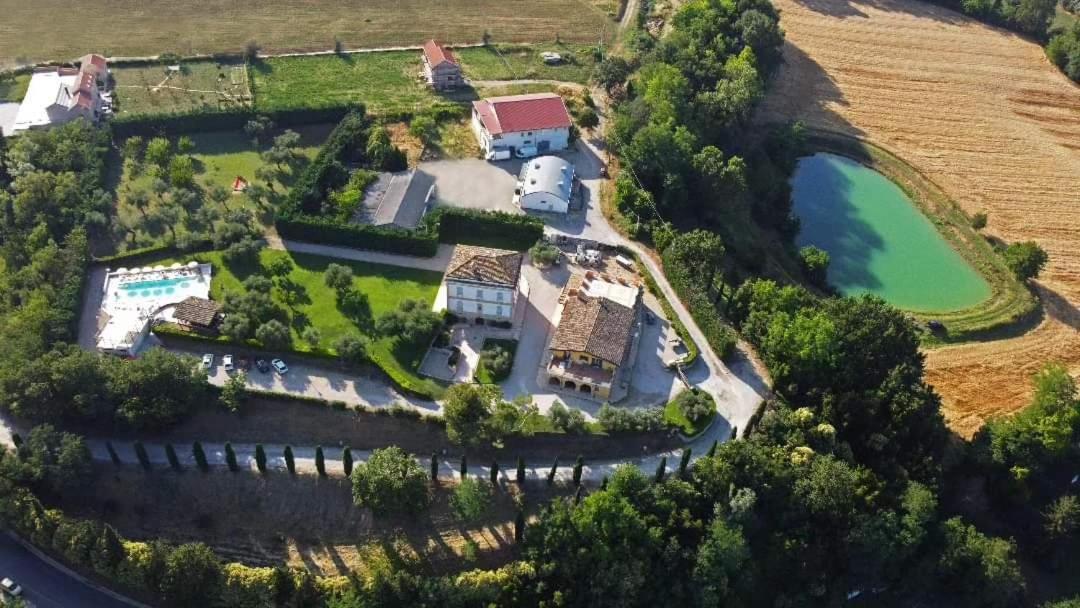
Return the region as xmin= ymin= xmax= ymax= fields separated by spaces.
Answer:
xmin=119 ymin=276 xmax=193 ymax=299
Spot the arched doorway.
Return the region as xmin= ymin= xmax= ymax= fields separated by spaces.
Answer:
xmin=579 ymin=384 xmax=592 ymax=394
xmin=563 ymin=380 xmax=577 ymax=390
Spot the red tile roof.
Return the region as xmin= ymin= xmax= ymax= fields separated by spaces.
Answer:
xmin=422 ymin=40 xmax=458 ymax=68
xmin=472 ymin=92 xmax=573 ymax=136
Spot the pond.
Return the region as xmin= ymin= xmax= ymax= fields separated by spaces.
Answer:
xmin=791 ymin=153 xmax=990 ymax=312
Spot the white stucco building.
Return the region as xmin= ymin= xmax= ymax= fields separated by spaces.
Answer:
xmin=443 ymin=245 xmax=523 ymax=323
xmin=12 ymin=54 xmax=109 ymax=133
xmin=471 ymin=92 xmax=573 ymax=158
xmin=515 ymin=155 xmax=575 ymax=213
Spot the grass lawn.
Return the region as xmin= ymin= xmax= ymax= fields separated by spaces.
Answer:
xmin=0 ymin=0 xmax=613 ymax=68
xmin=113 ymin=126 xmax=328 ymax=252
xmin=112 ymin=60 xmax=251 ymax=116
xmin=0 ymin=73 xmax=30 ymax=102
xmin=160 ymin=248 xmax=446 ymax=397
xmin=252 ymin=53 xmax=457 ymax=114
xmin=663 ymin=390 xmax=717 ymax=437
xmin=456 ymin=44 xmax=599 ymax=83
xmin=432 ymin=118 xmax=481 ymax=159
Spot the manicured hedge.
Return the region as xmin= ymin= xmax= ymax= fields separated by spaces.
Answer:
xmin=111 ymin=103 xmax=363 ymax=138
xmin=427 ymin=207 xmax=544 ymax=251
xmin=93 ymin=239 xmax=214 ymax=267
xmin=660 ymin=254 xmax=739 ymax=362
xmin=276 ymin=216 xmax=439 ymax=256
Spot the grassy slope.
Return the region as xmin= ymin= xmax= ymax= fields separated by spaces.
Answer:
xmin=252 ymin=52 xmax=453 ymax=113
xmin=455 ymin=44 xmax=599 ymax=83
xmin=804 ymin=130 xmax=1039 ymax=344
xmin=160 ymin=248 xmax=445 ymax=397
xmin=0 ymin=73 xmax=30 ymax=102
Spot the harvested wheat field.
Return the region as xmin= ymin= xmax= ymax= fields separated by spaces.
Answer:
xmin=759 ymin=0 xmax=1080 ymax=437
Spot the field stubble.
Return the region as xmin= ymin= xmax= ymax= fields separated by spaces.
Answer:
xmin=759 ymin=0 xmax=1080 ymax=436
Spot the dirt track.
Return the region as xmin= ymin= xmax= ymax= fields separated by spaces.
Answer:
xmin=758 ymin=0 xmax=1080 ymax=436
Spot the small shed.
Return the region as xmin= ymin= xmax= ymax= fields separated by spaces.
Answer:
xmin=231 ymin=175 xmax=249 ymax=192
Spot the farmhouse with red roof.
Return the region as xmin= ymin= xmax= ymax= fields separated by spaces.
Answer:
xmin=420 ymin=40 xmax=462 ymax=91
xmin=471 ymin=92 xmax=573 ymax=159
xmin=11 ymin=53 xmax=110 ymax=133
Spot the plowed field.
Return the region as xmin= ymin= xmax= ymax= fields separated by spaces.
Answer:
xmin=759 ymin=0 xmax=1080 ymax=437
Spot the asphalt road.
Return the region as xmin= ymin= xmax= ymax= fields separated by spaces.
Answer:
xmin=0 ymin=534 xmax=137 ymax=608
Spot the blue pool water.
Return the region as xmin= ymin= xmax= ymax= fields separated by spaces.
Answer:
xmin=120 ymin=276 xmax=192 ymax=298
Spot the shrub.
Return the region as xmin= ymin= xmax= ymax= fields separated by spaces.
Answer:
xmin=451 ymin=476 xmax=493 ymax=523
xmin=351 ymin=447 xmax=430 ymax=515
xmin=255 ymin=319 xmax=292 ymax=350
xmin=1002 ymin=241 xmax=1048 ymax=281
xmin=597 ymin=404 xmax=665 ymax=433
xmin=477 ymin=341 xmax=516 ymax=383
xmin=549 ymin=401 xmax=588 ymax=434
xmin=529 ymin=241 xmax=561 ymax=267
xmin=799 ymin=245 xmax=830 ymax=288
xmin=672 ymin=389 xmax=715 ymax=423
xmin=971 ymin=211 xmax=988 ymax=230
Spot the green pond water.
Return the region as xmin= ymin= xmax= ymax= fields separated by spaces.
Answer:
xmin=791 ymin=153 xmax=991 ymax=312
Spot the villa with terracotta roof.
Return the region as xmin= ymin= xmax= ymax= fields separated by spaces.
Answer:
xmin=421 ymin=40 xmax=463 ymax=91
xmin=12 ymin=53 xmax=110 ymax=133
xmin=547 ymin=272 xmax=642 ymax=400
xmin=471 ymin=92 xmax=573 ymax=158
xmin=443 ymin=245 xmax=524 ymax=323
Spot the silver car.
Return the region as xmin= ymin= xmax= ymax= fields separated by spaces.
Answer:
xmin=1 ymin=577 xmax=23 ymax=597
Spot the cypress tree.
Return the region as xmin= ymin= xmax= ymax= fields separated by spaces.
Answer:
xmin=225 ymin=442 xmax=238 ymax=472
xmin=105 ymin=441 xmax=122 ymax=467
xmin=707 ymin=439 xmax=719 ymax=458
xmin=284 ymin=446 xmax=295 ymax=474
xmin=133 ymin=441 xmax=151 ymax=471
xmin=342 ymin=447 xmax=353 ymax=477
xmin=255 ymin=444 xmax=267 ymax=474
xmin=94 ymin=524 xmax=125 ymax=575
xmin=678 ymin=448 xmax=692 ymax=478
xmin=165 ymin=444 xmax=182 ymax=471
xmin=192 ymin=441 xmax=209 ymax=472
xmin=654 ymin=456 xmax=667 ymax=483
xmin=315 ymin=446 xmax=326 ymax=476
xmin=514 ymin=510 xmax=525 ymax=543
xmin=600 ymin=476 xmax=608 ymax=490
xmin=572 ymin=455 xmax=584 ymax=486
xmin=460 ymin=454 xmax=468 ymax=479
xmin=430 ymin=452 xmax=438 ymax=481
xmin=573 ymin=485 xmax=583 ymax=505
xmin=11 ymin=433 xmax=23 ymax=448
xmin=490 ymin=460 xmax=499 ymax=487
xmin=730 ymin=426 xmax=738 ymax=440
xmin=547 ymin=456 xmax=559 ymax=486
xmin=516 ymin=456 xmax=526 ymax=486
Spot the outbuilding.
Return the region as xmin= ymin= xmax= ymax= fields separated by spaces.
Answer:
xmin=515 ymin=156 xmax=575 ymax=213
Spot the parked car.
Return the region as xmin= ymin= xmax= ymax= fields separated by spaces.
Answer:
xmin=486 ymin=148 xmax=511 ymax=161
xmin=201 ymin=353 xmax=214 ymax=369
xmin=223 ymin=354 xmax=235 ymax=373
xmin=271 ymin=358 xmax=288 ymax=374
xmin=255 ymin=359 xmax=271 ymax=373
xmin=515 ymin=145 xmax=538 ymax=159
xmin=1 ymin=577 xmax=23 ymax=597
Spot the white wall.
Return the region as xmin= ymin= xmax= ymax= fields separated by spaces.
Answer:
xmin=472 ymin=112 xmax=569 ymax=155
xmin=447 ymin=279 xmax=516 ymax=319
xmin=520 ymin=191 xmax=569 ymax=213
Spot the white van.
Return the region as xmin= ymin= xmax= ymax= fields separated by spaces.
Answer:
xmin=486 ymin=148 xmax=511 ymax=161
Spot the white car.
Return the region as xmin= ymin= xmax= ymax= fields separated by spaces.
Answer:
xmin=201 ymin=353 xmax=214 ymax=369
xmin=271 ymin=358 xmax=288 ymax=374
xmin=223 ymin=354 xmax=235 ymax=373
xmin=1 ymin=577 xmax=23 ymax=597
xmin=515 ymin=145 xmax=538 ymax=159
